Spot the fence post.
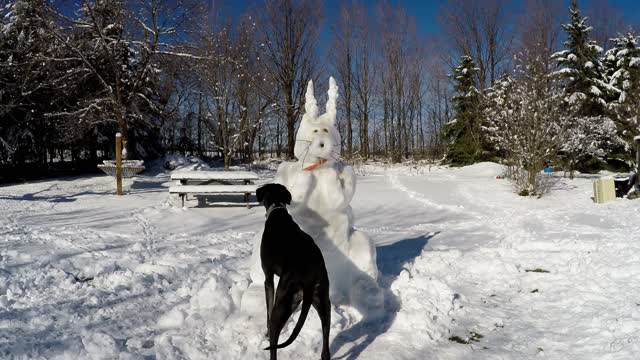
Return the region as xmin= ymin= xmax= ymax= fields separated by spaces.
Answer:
xmin=116 ymin=133 xmax=123 ymax=196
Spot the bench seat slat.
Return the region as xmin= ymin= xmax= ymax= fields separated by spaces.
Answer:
xmin=169 ymin=185 xmax=258 ymax=194
xmin=171 ymin=171 xmax=259 ymax=181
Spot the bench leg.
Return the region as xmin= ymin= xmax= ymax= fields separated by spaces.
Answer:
xmin=181 ymin=194 xmax=185 ymax=208
xmin=245 ymin=180 xmax=251 ymax=209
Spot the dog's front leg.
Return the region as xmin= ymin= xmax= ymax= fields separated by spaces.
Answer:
xmin=264 ymin=275 xmax=275 ymax=339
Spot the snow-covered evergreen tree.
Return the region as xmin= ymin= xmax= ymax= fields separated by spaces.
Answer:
xmin=560 ymin=115 xmax=619 ymax=174
xmin=604 ymin=32 xmax=640 ymax=165
xmin=552 ymin=1 xmax=620 ymax=174
xmin=552 ymin=1 xmax=611 ymax=115
xmin=444 ymin=55 xmax=487 ymax=166
xmin=0 ymin=0 xmax=62 ymax=165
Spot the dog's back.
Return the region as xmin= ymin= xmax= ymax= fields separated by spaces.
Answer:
xmin=261 ymin=209 xmax=328 ymax=284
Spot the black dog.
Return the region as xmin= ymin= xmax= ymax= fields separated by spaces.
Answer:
xmin=256 ymin=183 xmax=331 ymax=360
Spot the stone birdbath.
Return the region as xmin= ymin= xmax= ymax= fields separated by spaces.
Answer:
xmin=97 ymin=159 xmax=145 ymax=178
xmin=97 ymin=133 xmax=145 ymax=195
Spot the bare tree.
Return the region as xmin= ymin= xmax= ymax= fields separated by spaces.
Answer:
xmin=254 ymin=0 xmax=322 ymax=160
xmin=585 ymin=0 xmax=627 ymax=50
xmin=424 ymin=52 xmax=451 ymax=160
xmin=379 ymin=2 xmax=413 ymax=162
xmin=331 ymin=4 xmax=354 ymax=157
xmin=49 ymin=0 xmax=205 ymax=156
xmin=518 ymin=0 xmax=563 ymax=71
xmin=440 ymin=0 xmax=513 ymax=89
xmin=350 ymin=2 xmax=376 ymax=159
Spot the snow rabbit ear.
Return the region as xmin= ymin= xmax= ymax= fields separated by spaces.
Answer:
xmin=318 ymin=77 xmax=338 ymax=127
xmin=302 ymin=80 xmax=318 ymax=125
xmin=301 ymin=77 xmax=338 ymax=127
xmin=326 ymin=77 xmax=338 ymax=123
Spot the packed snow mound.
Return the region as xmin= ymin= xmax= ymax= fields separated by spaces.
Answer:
xmin=453 ymin=162 xmax=505 ymax=178
xmin=162 ymin=153 xmax=210 ymax=171
xmin=388 ymin=254 xmax=458 ymax=346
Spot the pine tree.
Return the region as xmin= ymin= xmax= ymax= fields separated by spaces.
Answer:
xmin=605 ymin=32 xmax=640 ymax=167
xmin=552 ymin=0 xmax=620 ymax=175
xmin=0 ymin=0 xmax=62 ymax=165
xmin=552 ymin=1 xmax=611 ymax=115
xmin=443 ymin=55 xmax=487 ymax=166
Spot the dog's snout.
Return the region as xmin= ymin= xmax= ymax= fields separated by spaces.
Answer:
xmin=320 ymin=143 xmax=325 ymax=148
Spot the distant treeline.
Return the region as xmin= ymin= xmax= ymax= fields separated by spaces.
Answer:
xmin=1 ymin=0 xmax=638 ymax=183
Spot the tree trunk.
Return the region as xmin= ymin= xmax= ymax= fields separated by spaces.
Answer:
xmin=363 ymin=110 xmax=369 ymax=158
xmin=286 ymin=103 xmax=296 ymax=160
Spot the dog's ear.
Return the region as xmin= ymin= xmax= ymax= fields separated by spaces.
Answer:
xmin=256 ymin=185 xmax=266 ymax=203
xmin=281 ymin=185 xmax=292 ymax=205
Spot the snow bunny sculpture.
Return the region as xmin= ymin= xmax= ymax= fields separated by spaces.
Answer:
xmin=249 ymin=77 xmax=380 ymax=310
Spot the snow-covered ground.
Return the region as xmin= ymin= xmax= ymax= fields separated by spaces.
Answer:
xmin=1 ymin=161 xmax=639 ymax=359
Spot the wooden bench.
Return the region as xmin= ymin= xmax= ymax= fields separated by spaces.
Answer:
xmin=169 ymin=184 xmax=258 ymax=207
xmin=169 ymin=171 xmax=260 ymax=207
xmin=171 ymin=170 xmax=260 ymax=185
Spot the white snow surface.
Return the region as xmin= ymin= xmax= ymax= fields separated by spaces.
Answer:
xmin=1 ymin=162 xmax=640 ymax=359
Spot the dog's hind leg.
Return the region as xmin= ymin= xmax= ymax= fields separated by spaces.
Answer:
xmin=291 ymin=289 xmax=303 ymax=313
xmin=267 ymin=278 xmax=296 ymax=360
xmin=313 ymin=283 xmax=331 ymax=360
xmin=264 ymin=273 xmax=275 ymax=339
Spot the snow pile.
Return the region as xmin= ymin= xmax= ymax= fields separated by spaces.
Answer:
xmin=162 ymin=153 xmax=210 ymax=171
xmin=453 ymin=161 xmax=505 ymax=178
xmin=387 ymin=255 xmax=458 ymax=347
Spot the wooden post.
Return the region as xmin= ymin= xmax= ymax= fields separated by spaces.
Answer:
xmin=116 ymin=133 xmax=123 ymax=196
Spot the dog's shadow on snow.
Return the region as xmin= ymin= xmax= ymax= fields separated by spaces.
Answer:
xmin=329 ymin=232 xmax=438 ymax=359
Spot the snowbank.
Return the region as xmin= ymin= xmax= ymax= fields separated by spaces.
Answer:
xmin=452 ymin=161 xmax=505 ymax=178
xmin=1 ymin=161 xmax=639 ymax=359
xmin=162 ymin=153 xmax=211 ymax=171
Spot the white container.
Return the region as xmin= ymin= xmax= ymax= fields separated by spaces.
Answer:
xmin=593 ymin=178 xmax=616 ymax=203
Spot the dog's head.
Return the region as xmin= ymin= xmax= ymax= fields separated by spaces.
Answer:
xmin=293 ymin=77 xmax=341 ymax=167
xmin=256 ymin=183 xmax=292 ymax=209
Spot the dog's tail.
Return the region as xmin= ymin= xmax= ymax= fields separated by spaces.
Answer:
xmin=264 ymin=288 xmax=313 ymax=350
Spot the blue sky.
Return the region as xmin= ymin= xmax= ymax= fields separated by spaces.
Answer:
xmin=219 ymin=0 xmax=640 ymax=42
xmin=322 ymin=0 xmax=640 ymax=35
xmin=60 ymin=0 xmax=640 ymax=40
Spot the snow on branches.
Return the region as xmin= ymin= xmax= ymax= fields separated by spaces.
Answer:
xmin=551 ymin=1 xmax=611 ymax=116
xmin=604 ymin=32 xmax=640 ymax=155
xmin=484 ymin=52 xmax=567 ymax=195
